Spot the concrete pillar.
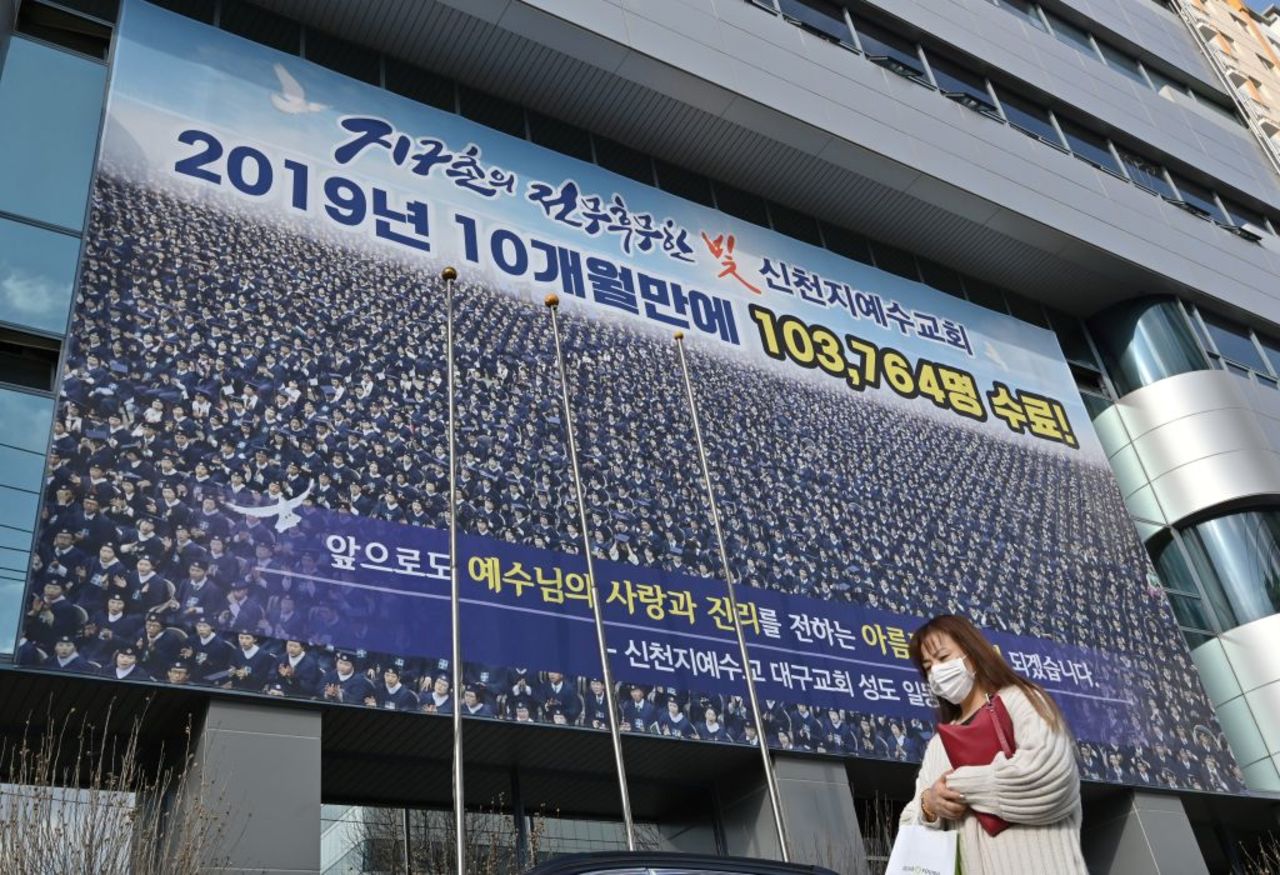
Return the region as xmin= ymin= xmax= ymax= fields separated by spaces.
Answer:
xmin=1082 ymin=790 xmax=1209 ymax=875
xmin=184 ymin=699 xmax=323 ymax=875
xmin=717 ymin=755 xmax=869 ymax=875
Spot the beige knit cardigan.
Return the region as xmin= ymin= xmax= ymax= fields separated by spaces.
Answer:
xmin=898 ymin=684 xmax=1088 ymax=874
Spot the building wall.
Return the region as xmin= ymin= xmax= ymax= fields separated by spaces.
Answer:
xmin=487 ymin=0 xmax=1280 ymax=328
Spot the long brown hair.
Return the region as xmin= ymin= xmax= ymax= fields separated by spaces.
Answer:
xmin=908 ymin=614 xmax=1064 ymax=731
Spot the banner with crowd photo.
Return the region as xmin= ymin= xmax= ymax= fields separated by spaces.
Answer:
xmin=18 ymin=0 xmax=1244 ymax=794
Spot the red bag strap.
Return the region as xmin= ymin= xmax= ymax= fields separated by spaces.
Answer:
xmin=986 ymin=694 xmax=1013 ymax=758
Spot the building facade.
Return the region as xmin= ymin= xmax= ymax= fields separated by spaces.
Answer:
xmin=3 ymin=0 xmax=1280 ymax=873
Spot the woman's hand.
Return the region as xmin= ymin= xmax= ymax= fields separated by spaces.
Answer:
xmin=922 ymin=769 xmax=968 ymax=821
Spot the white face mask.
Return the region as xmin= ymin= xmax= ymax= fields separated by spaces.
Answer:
xmin=928 ymin=656 xmax=975 ymax=705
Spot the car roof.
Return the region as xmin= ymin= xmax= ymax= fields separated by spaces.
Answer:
xmin=524 ymin=851 xmax=840 ymax=875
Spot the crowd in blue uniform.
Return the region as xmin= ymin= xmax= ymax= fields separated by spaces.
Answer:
xmin=18 ymin=173 xmax=1242 ymax=795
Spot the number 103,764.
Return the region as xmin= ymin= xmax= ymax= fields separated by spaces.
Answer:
xmin=747 ymin=304 xmax=987 ymax=421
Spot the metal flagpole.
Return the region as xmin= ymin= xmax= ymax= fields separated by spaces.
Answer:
xmin=673 ymin=331 xmax=791 ymax=861
xmin=442 ymin=266 xmax=467 ymax=874
xmin=543 ymin=293 xmax=637 ymax=851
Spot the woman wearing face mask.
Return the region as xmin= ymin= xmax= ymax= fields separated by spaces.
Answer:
xmin=899 ymin=614 xmax=1086 ymax=874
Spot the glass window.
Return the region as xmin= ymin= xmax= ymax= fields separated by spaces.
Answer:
xmin=1043 ymin=11 xmax=1098 ymax=57
xmin=1116 ymin=147 xmax=1175 ymax=198
xmin=1220 ymin=197 xmax=1270 ymax=232
xmin=458 ymin=86 xmax=526 ymax=140
xmin=993 ymin=0 xmax=1047 ymax=31
xmin=1097 ymin=42 xmax=1150 ymax=88
xmin=220 ymin=0 xmax=301 ymax=55
xmin=0 ymin=387 xmax=53 ymax=655
xmin=385 ymin=59 xmax=455 ymax=112
xmin=713 ymin=182 xmax=770 ymax=228
xmin=1086 ymin=297 xmax=1208 ymax=395
xmin=1258 ymin=334 xmax=1280 ymax=375
xmin=0 ymin=38 xmax=106 ymax=230
xmin=529 ymin=112 xmax=593 ymax=162
xmin=917 ymin=258 xmax=965 ymax=297
xmin=1058 ymin=119 xmax=1122 ymax=173
xmin=654 ymin=160 xmax=714 ymax=207
xmin=593 ymin=136 xmax=654 ymax=185
xmin=0 ymin=217 xmax=80 ymax=335
xmin=1168 ymin=173 xmax=1227 ymax=222
xmin=148 ymin=0 xmax=215 ymax=24
xmin=1046 ymin=308 xmax=1096 ymax=368
xmin=870 ymin=241 xmax=918 ymax=280
xmin=927 ymin=53 xmax=996 ymax=112
xmin=16 ymin=2 xmax=111 ymax=59
xmin=304 ymin=30 xmax=379 ymax=85
xmin=1180 ymin=510 xmax=1280 ymax=628
xmin=778 ymin=0 xmax=853 ymax=45
xmin=821 ymin=222 xmax=874 ymax=265
xmin=768 ymin=203 xmax=822 ymax=245
xmin=1200 ymin=311 xmax=1267 ymax=370
xmin=995 ymin=87 xmax=1062 ymax=145
xmin=964 ymin=280 xmax=1009 ymax=314
xmin=851 ymin=16 xmax=925 ymax=76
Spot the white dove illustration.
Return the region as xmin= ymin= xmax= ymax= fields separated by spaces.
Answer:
xmin=226 ymin=482 xmax=313 ymax=532
xmin=270 ymin=63 xmax=327 ymax=114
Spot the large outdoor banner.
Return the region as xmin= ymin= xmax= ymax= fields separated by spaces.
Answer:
xmin=19 ymin=0 xmax=1244 ymax=795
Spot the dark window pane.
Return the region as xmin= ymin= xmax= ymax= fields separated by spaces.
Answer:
xmin=1006 ymin=292 xmax=1049 ymax=327
xmin=917 ymin=258 xmax=964 ymax=297
xmin=305 ymin=30 xmax=380 ymax=85
xmin=1117 ymin=148 xmax=1175 ymax=198
xmin=0 ymin=217 xmax=79 ymax=335
xmin=1169 ymin=173 xmax=1227 ymax=222
xmin=1221 ymin=197 xmax=1270 ymax=232
xmin=768 ymin=203 xmax=822 ymax=245
xmin=148 ymin=0 xmax=215 ymax=23
xmin=48 ymin=0 xmax=119 ymax=21
xmin=713 ymin=182 xmax=769 ymax=227
xmin=994 ymin=0 xmax=1046 ymax=31
xmin=928 ymin=53 xmax=995 ymax=111
xmin=1200 ymin=311 xmax=1266 ymax=370
xmin=1168 ymin=592 xmax=1214 ymax=631
xmin=385 ymin=58 xmax=455 ymax=112
xmin=1080 ymin=389 xmax=1112 ymax=419
xmin=778 ymin=0 xmax=852 ymax=45
xmin=529 ymin=112 xmax=593 ymax=162
xmin=16 ymin=1 xmax=111 ymax=57
xmin=851 ymin=16 xmax=924 ymax=76
xmin=594 ymin=136 xmax=654 ymax=185
xmin=654 ymin=160 xmax=714 ymax=207
xmin=1044 ymin=11 xmax=1096 ymax=56
xmin=1098 ymin=42 xmax=1150 ymax=88
xmin=1059 ymin=118 xmax=1121 ymax=173
xmin=458 ymin=86 xmax=525 ymax=139
xmin=1148 ymin=533 xmax=1201 ymax=596
xmin=996 ymin=87 xmax=1062 ymax=145
xmin=964 ymin=279 xmax=1009 ymax=313
xmin=0 ymin=334 xmax=58 ymax=392
xmin=220 ymin=0 xmax=301 ymax=55
xmin=870 ymin=241 xmax=918 ymax=280
xmin=1046 ymin=308 xmax=1097 ymax=367
xmin=821 ymin=223 xmax=874 ymax=264
xmin=1258 ymin=334 xmax=1280 ymax=375
xmin=0 ymin=38 xmax=105 ymax=230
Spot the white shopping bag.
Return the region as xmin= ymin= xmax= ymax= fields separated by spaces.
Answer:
xmin=885 ymin=824 xmax=960 ymax=875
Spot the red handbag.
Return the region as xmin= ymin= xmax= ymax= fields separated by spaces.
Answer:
xmin=937 ymin=694 xmax=1016 ymax=836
